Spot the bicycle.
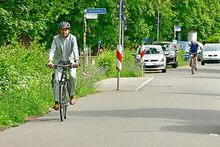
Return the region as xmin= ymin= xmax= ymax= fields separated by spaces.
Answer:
xmin=47 ymin=64 xmax=75 ymax=121
xmin=189 ymin=53 xmax=197 ymax=74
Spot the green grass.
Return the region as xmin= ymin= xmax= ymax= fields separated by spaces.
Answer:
xmin=178 ymin=50 xmax=189 ymax=66
xmin=0 ymin=43 xmax=141 ymax=128
xmin=0 ymin=42 xmax=54 ymax=127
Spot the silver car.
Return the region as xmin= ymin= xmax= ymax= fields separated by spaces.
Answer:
xmin=135 ymin=45 xmax=166 ymax=72
xmin=201 ymin=44 xmax=220 ymax=65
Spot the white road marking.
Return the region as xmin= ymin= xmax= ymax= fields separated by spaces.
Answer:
xmin=135 ymin=77 xmax=154 ymax=91
xmin=209 ymin=133 xmax=220 ymax=137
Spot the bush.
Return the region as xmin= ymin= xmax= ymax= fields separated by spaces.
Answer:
xmin=75 ymin=65 xmax=106 ymax=97
xmin=178 ymin=49 xmax=188 ymax=66
xmin=95 ymin=49 xmax=141 ymax=77
xmin=0 ymin=44 xmax=141 ymax=128
xmin=0 ymin=42 xmax=53 ymax=127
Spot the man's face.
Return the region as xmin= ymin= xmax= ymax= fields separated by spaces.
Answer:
xmin=60 ymin=28 xmax=70 ymax=38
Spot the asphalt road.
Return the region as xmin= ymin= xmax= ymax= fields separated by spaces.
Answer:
xmin=1 ymin=63 xmax=220 ymax=147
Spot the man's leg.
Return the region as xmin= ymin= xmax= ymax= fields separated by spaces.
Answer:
xmin=195 ymin=56 xmax=198 ymax=70
xmin=53 ymin=67 xmax=63 ymax=110
xmin=189 ymin=54 xmax=192 ymax=67
xmin=69 ymin=68 xmax=77 ymax=105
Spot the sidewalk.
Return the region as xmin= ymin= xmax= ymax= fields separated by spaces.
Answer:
xmin=95 ymin=76 xmax=154 ymax=92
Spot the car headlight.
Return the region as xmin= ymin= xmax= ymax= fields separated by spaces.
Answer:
xmin=136 ymin=59 xmax=141 ymax=62
xmin=164 ymin=51 xmax=169 ymax=55
xmin=170 ymin=52 xmax=175 ymax=56
xmin=161 ymin=58 xmax=164 ymax=61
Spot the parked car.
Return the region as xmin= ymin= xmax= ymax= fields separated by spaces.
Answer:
xmin=200 ymin=44 xmax=220 ymax=65
xmin=152 ymin=41 xmax=178 ymax=68
xmin=134 ymin=45 xmax=166 ymax=72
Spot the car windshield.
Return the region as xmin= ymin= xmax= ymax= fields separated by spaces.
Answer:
xmin=204 ymin=45 xmax=220 ymax=51
xmin=178 ymin=44 xmax=189 ymax=50
xmin=164 ymin=44 xmax=174 ymax=51
xmin=144 ymin=47 xmax=162 ymax=54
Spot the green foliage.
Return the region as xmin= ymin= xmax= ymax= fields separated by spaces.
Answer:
xmin=1 ymin=0 xmax=219 ymax=49
xmin=75 ymin=65 xmax=106 ymax=97
xmin=0 ymin=42 xmax=53 ymax=127
xmin=0 ymin=0 xmax=70 ymax=45
xmin=96 ymin=50 xmax=116 ymax=77
xmin=177 ymin=49 xmax=188 ymax=66
xmin=95 ymin=49 xmax=141 ymax=77
xmin=202 ymin=29 xmax=220 ymax=43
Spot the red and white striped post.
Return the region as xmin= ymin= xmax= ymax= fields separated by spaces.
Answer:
xmin=116 ymin=44 xmax=123 ymax=90
xmin=140 ymin=45 xmax=145 ymax=76
xmin=116 ymin=45 xmax=123 ymax=71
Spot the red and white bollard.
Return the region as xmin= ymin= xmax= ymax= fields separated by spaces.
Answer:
xmin=140 ymin=45 xmax=145 ymax=76
xmin=116 ymin=44 xmax=123 ymax=90
xmin=116 ymin=45 xmax=123 ymax=71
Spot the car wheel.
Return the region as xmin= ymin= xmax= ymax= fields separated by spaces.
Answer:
xmin=162 ymin=69 xmax=166 ymax=73
xmin=172 ymin=62 xmax=178 ymax=68
xmin=201 ymin=61 xmax=205 ymax=66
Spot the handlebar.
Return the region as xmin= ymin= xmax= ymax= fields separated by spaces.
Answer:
xmin=46 ymin=64 xmax=80 ymax=69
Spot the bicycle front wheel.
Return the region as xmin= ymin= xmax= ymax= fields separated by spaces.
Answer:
xmin=59 ymin=85 xmax=66 ymax=121
xmin=191 ymin=59 xmax=195 ymax=74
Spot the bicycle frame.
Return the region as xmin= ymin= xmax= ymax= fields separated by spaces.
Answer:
xmin=52 ymin=64 xmax=74 ymax=121
xmin=190 ymin=53 xmax=197 ymax=74
xmin=47 ymin=64 xmax=78 ymax=121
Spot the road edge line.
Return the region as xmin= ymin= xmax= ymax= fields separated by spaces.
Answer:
xmin=135 ymin=77 xmax=154 ymax=91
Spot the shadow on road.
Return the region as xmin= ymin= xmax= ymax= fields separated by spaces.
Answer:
xmin=67 ymin=108 xmax=220 ymax=134
xmin=161 ymin=122 xmax=220 ymax=135
xmin=165 ymin=91 xmax=220 ymax=97
xmin=176 ymin=67 xmax=220 ymax=74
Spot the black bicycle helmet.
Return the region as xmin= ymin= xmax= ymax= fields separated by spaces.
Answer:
xmin=59 ymin=21 xmax=71 ymax=29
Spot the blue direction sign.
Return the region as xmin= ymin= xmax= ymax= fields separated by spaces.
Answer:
xmin=87 ymin=8 xmax=106 ymax=14
xmin=143 ymin=38 xmax=149 ymax=44
xmin=174 ymin=26 xmax=181 ymax=31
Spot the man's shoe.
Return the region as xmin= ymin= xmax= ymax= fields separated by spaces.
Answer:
xmin=195 ymin=67 xmax=197 ymax=71
xmin=70 ymin=96 xmax=76 ymax=105
xmin=53 ymin=104 xmax=59 ymax=110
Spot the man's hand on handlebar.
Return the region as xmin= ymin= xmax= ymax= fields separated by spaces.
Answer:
xmin=73 ymin=64 xmax=79 ymax=68
xmin=48 ymin=60 xmax=54 ymax=68
xmin=73 ymin=60 xmax=79 ymax=68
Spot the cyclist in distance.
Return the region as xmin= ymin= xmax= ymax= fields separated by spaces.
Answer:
xmin=188 ymin=41 xmax=200 ymax=70
xmin=48 ymin=21 xmax=79 ymax=110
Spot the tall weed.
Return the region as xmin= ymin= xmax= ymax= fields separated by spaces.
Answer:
xmin=0 ymin=42 xmax=53 ymax=127
xmin=95 ymin=49 xmax=141 ymax=77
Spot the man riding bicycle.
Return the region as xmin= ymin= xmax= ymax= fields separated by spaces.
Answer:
xmin=48 ymin=22 xmax=79 ymax=110
xmin=188 ymin=41 xmax=200 ymax=70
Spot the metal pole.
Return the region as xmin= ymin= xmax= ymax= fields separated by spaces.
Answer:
xmin=83 ymin=10 xmax=87 ymax=72
xmin=122 ymin=20 xmax=124 ymax=50
xmin=117 ymin=0 xmax=122 ymax=90
xmin=142 ymin=64 xmax=143 ymax=77
xmin=157 ymin=12 xmax=159 ymax=42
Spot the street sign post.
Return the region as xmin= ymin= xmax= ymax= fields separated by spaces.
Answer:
xmin=83 ymin=8 xmax=106 ymax=71
xmin=87 ymin=8 xmax=106 ymax=14
xmin=174 ymin=26 xmax=181 ymax=40
xmin=174 ymin=26 xmax=181 ymax=32
xmin=85 ymin=13 xmax=98 ymax=19
xmin=116 ymin=0 xmax=127 ymax=12
xmin=116 ymin=0 xmax=127 ymax=90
